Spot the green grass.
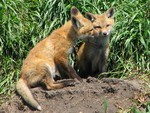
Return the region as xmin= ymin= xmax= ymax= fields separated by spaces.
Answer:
xmin=104 ymin=97 xmax=108 ymax=113
xmin=108 ymin=0 xmax=150 ymax=79
xmin=0 ymin=0 xmax=149 ymax=111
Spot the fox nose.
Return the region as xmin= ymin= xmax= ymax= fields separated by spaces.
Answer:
xmin=102 ymin=32 xmax=108 ymax=36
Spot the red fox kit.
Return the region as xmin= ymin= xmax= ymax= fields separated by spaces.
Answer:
xmin=16 ymin=6 xmax=97 ymax=110
xmin=75 ymin=8 xmax=115 ymax=78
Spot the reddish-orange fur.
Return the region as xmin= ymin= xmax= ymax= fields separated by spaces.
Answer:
xmin=75 ymin=8 xmax=115 ymax=78
xmin=16 ymin=6 xmax=97 ymax=110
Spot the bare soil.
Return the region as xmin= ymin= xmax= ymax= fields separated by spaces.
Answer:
xmin=0 ymin=77 xmax=149 ymax=113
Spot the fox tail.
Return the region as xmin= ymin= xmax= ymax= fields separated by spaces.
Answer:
xmin=16 ymin=78 xmax=42 ymax=110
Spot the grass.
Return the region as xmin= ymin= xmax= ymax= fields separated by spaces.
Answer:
xmin=104 ymin=97 xmax=108 ymax=113
xmin=108 ymin=0 xmax=150 ymax=78
xmin=0 ymin=0 xmax=149 ymax=111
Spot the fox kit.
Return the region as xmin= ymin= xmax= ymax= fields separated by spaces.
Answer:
xmin=16 ymin=6 xmax=97 ymax=110
xmin=75 ymin=8 xmax=115 ymax=78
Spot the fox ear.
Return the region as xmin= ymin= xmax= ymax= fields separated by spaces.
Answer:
xmin=71 ymin=6 xmax=80 ymax=16
xmin=71 ymin=6 xmax=83 ymax=29
xmin=86 ymin=13 xmax=96 ymax=22
xmin=71 ymin=16 xmax=83 ymax=29
xmin=106 ymin=8 xmax=114 ymax=18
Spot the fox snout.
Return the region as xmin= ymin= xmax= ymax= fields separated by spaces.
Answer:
xmin=93 ymin=29 xmax=99 ymax=37
xmin=79 ymin=29 xmax=99 ymax=41
xmin=102 ymin=32 xmax=108 ymax=36
xmin=100 ymin=29 xmax=111 ymax=37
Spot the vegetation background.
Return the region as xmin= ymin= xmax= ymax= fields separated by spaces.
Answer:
xmin=0 ymin=0 xmax=149 ymax=111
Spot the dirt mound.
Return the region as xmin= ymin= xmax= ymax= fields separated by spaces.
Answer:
xmin=0 ymin=77 xmax=149 ymax=113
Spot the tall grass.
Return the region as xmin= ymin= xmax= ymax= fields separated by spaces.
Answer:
xmin=0 ymin=0 xmax=149 ymax=106
xmin=109 ymin=0 xmax=150 ymax=78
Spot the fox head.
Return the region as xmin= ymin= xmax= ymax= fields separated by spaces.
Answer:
xmin=70 ymin=6 xmax=99 ymax=40
xmin=86 ymin=8 xmax=115 ymax=38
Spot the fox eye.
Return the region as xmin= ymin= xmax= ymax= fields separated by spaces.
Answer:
xmin=85 ymin=28 xmax=93 ymax=33
xmin=106 ymin=24 xmax=110 ymax=27
xmin=88 ymin=29 xmax=93 ymax=32
xmin=94 ymin=26 xmax=101 ymax=29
